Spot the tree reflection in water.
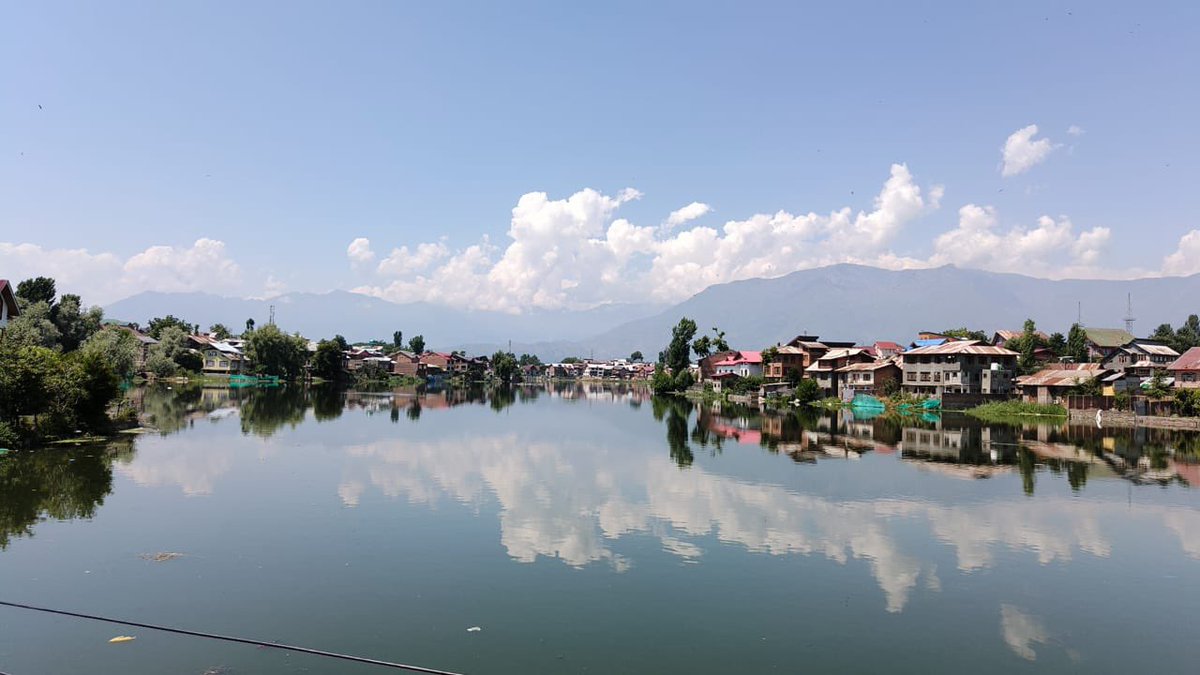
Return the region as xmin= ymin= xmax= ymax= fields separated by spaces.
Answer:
xmin=0 ymin=439 xmax=133 ymax=549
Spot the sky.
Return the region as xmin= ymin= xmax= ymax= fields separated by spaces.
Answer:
xmin=2 ymin=1 xmax=1198 ymax=310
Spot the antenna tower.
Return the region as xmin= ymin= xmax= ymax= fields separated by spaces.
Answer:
xmin=269 ymin=304 xmax=276 ymax=326
xmin=1123 ymin=293 xmax=1135 ymax=334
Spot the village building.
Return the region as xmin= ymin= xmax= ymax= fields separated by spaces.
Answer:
xmin=805 ymin=347 xmax=873 ymax=398
xmin=199 ymin=339 xmax=246 ymax=375
xmin=899 ymin=340 xmax=1018 ymax=396
xmin=391 ymin=350 xmax=427 ymax=378
xmin=1015 ymin=363 xmax=1110 ymax=404
xmin=712 ymin=351 xmax=764 ymax=378
xmin=990 ymin=329 xmax=1050 ymax=348
xmin=0 ymin=279 xmax=18 ymax=332
xmin=837 ymin=359 xmax=902 ymax=397
xmin=764 ymin=335 xmax=854 ymax=381
xmin=1081 ymin=327 xmax=1136 ymax=361
xmin=1101 ymin=340 xmax=1180 ymax=377
xmin=1167 ymin=347 xmax=1200 ymax=389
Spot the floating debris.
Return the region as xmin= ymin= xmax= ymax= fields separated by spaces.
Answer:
xmin=109 ymin=635 xmax=136 ymax=643
xmin=466 ymin=626 xmax=482 ymax=633
xmin=139 ymin=552 xmax=185 ymax=562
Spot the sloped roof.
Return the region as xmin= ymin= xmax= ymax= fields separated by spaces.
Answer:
xmin=0 ymin=279 xmax=18 ymax=318
xmin=838 ymin=360 xmax=899 ymax=372
xmin=911 ymin=338 xmax=949 ymax=348
xmin=874 ymin=341 xmax=903 ymax=350
xmin=1084 ymin=327 xmax=1135 ymax=348
xmin=713 ymin=350 xmax=763 ymax=366
xmin=1017 ymin=363 xmax=1108 ymax=387
xmin=1168 ymin=347 xmax=1200 ymax=371
xmin=904 ymin=340 xmax=1018 ymax=356
xmin=993 ymin=329 xmax=1050 ymax=342
xmin=1133 ymin=342 xmax=1180 ymax=357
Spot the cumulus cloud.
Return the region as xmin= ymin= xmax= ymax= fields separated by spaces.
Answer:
xmin=1067 ymin=125 xmax=1085 ymax=136
xmin=665 ymin=201 xmax=712 ymax=228
xmin=347 ymin=237 xmax=375 ymax=265
xmin=928 ymin=205 xmax=1112 ymax=278
xmin=1001 ymin=124 xmax=1056 ymax=177
xmin=1162 ymin=230 xmax=1200 ymax=276
xmin=0 ymin=238 xmax=244 ymax=305
xmin=352 ymin=164 xmax=944 ymax=311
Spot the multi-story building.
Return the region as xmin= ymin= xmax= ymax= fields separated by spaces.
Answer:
xmin=764 ymin=335 xmax=855 ymax=380
xmin=805 ymin=348 xmax=874 ymax=397
xmin=838 ymin=359 xmax=902 ymax=397
xmin=1168 ymin=347 xmax=1200 ymax=390
xmin=900 ymin=340 xmax=1018 ymax=396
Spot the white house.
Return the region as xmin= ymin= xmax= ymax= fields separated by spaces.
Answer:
xmin=0 ymin=279 xmax=18 ymax=330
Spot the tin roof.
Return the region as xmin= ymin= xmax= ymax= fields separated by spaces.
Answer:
xmin=1135 ymin=342 xmax=1180 ymax=357
xmin=837 ymin=360 xmax=899 ymax=372
xmin=1016 ymin=363 xmax=1108 ymax=387
xmin=1169 ymin=347 xmax=1200 ymax=371
xmin=1084 ymin=327 xmax=1136 ymax=348
xmin=903 ymin=340 xmax=1018 ymax=356
xmin=713 ymin=350 xmax=763 ymax=366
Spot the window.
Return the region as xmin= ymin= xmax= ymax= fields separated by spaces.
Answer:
xmin=933 ymin=372 xmax=941 ymax=382
xmin=906 ymin=372 xmax=916 ymax=382
xmin=920 ymin=372 xmax=931 ymax=382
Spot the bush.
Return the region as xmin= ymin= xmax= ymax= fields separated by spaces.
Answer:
xmin=967 ymin=400 xmax=1067 ymax=423
xmin=794 ymin=379 xmax=820 ymax=404
xmin=1176 ymin=389 xmax=1200 ymax=417
xmin=0 ymin=421 xmax=19 ymax=449
xmin=174 ymin=350 xmax=203 ymax=373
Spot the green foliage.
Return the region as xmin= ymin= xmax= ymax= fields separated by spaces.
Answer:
xmin=209 ymin=323 xmax=233 ymax=340
xmin=3 ymin=301 xmax=61 ymax=349
xmin=144 ymin=352 xmax=177 ymax=378
xmin=966 ymin=400 xmax=1067 ymax=422
xmin=145 ymin=315 xmax=191 ymax=340
xmin=392 ymin=330 xmax=404 ymax=348
xmin=15 ymin=277 xmax=56 ymax=306
xmin=0 ymin=421 xmax=18 ymax=449
xmin=942 ymin=327 xmax=988 ymax=341
xmin=1067 ymin=323 xmax=1089 ymax=363
xmin=174 ymin=350 xmax=203 ymax=373
xmin=1048 ymin=332 xmax=1067 ymax=357
xmin=517 ymin=353 xmax=541 ymax=367
xmin=312 ymin=339 xmax=346 ymax=381
xmin=51 ymin=294 xmax=103 ymax=352
xmin=561 ymin=356 xmax=582 ymax=364
xmin=691 ymin=335 xmax=712 ymax=359
xmin=630 ymin=351 xmax=644 ymax=362
xmin=710 ymin=328 xmax=730 ymax=353
xmin=491 ymin=351 xmax=518 ymax=382
xmin=1145 ymin=370 xmax=1171 ymax=399
xmin=794 ymin=378 xmax=820 ymax=404
xmin=762 ymin=346 xmax=779 ymax=365
xmin=79 ymin=328 xmax=140 ymax=379
xmin=0 ymin=341 xmax=121 ymax=440
xmin=1175 ymin=389 xmax=1200 ymax=417
xmin=1114 ymin=391 xmax=1131 ymax=411
xmin=1071 ymin=375 xmax=1103 ymax=397
xmin=1149 ymin=314 xmax=1200 ymax=354
xmin=1006 ymin=318 xmax=1049 ymax=374
xmin=665 ymin=317 xmax=697 ymax=375
xmin=786 ymin=367 xmax=803 ymax=387
xmin=245 ymin=318 xmax=256 ymax=335
xmin=408 ymin=334 xmax=426 ymax=355
xmin=725 ymin=375 xmax=764 ymax=395
xmin=246 ymin=324 xmax=309 ymax=379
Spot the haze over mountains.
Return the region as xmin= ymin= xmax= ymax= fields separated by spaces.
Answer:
xmin=105 ymin=265 xmax=1200 ymax=361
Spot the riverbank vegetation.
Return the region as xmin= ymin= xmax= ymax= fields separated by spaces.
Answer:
xmin=966 ymin=400 xmax=1068 ymax=423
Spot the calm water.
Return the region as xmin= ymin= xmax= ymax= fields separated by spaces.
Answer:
xmin=2 ymin=383 xmax=1199 ymax=674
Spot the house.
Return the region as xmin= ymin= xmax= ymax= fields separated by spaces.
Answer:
xmin=0 ymin=279 xmax=18 ymax=331
xmin=872 ymin=341 xmax=904 ymax=359
xmin=1015 ymin=363 xmax=1110 ymax=404
xmin=201 ymin=340 xmax=246 ymax=375
xmin=699 ymin=350 xmax=739 ymax=381
xmin=838 ymin=359 xmax=902 ymax=397
xmin=991 ymin=329 xmax=1050 ymax=348
xmin=764 ymin=335 xmax=854 ymax=380
xmin=712 ymin=351 xmax=764 ymax=378
xmin=1082 ymin=327 xmax=1136 ymax=361
xmin=900 ymin=340 xmax=1019 ymax=396
xmin=391 ymin=350 xmax=427 ymax=378
xmin=1102 ymin=340 xmax=1179 ymax=377
xmin=1168 ymin=347 xmax=1200 ymax=389
xmin=805 ymin=347 xmax=874 ymax=397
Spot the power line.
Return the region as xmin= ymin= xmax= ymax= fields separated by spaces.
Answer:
xmin=0 ymin=600 xmax=463 ymax=675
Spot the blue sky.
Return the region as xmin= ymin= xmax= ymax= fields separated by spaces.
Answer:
xmin=2 ymin=1 xmax=1198 ymax=307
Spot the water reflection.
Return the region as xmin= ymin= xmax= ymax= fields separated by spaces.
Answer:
xmin=0 ymin=439 xmax=133 ymax=549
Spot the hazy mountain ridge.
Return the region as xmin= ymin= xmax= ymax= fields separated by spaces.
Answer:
xmin=105 ymin=265 xmax=1200 ymax=361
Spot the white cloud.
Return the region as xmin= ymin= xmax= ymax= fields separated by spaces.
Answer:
xmin=1162 ymin=230 xmax=1200 ymax=276
xmin=1067 ymin=125 xmax=1085 ymax=136
xmin=928 ymin=205 xmax=1112 ymax=278
xmin=1000 ymin=605 xmax=1050 ymax=661
xmin=352 ymin=164 xmax=944 ymax=311
xmin=665 ymin=201 xmax=712 ymax=228
xmin=346 ymin=237 xmax=375 ymax=265
xmin=0 ymin=238 xmax=244 ymax=305
xmin=1001 ymin=124 xmax=1056 ymax=177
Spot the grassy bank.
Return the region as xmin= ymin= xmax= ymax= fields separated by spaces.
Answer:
xmin=966 ymin=400 xmax=1067 ymax=423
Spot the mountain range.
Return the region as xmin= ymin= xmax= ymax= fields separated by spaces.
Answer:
xmin=104 ymin=264 xmax=1200 ymax=361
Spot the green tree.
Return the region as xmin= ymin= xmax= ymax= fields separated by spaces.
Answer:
xmin=311 ymin=339 xmax=346 ymax=381
xmin=392 ymin=331 xmax=404 ymax=349
xmin=710 ymin=328 xmax=730 ymax=352
xmin=51 ymin=294 xmax=103 ymax=352
xmin=1067 ymin=323 xmax=1088 ymax=363
xmin=491 ymin=350 xmax=518 ymax=382
xmin=15 ymin=277 xmax=56 ymax=307
xmin=1071 ymin=375 xmax=1102 ymax=397
xmin=762 ymin=345 xmax=779 ymax=365
xmin=942 ymin=327 xmax=988 ymax=342
xmin=794 ymin=378 xmax=820 ymax=404
xmin=244 ymin=318 xmax=256 ymax=336
xmin=561 ymin=356 xmax=581 ymax=364
xmin=691 ymin=334 xmax=712 ymax=359
xmin=517 ymin=353 xmax=541 ymax=367
xmin=332 ymin=334 xmax=349 ymax=351
xmin=147 ymin=315 xmax=192 ymax=340
xmin=1047 ymin=332 xmax=1067 ymax=357
xmin=246 ymin=324 xmax=308 ymax=379
xmin=665 ymin=318 xmax=697 ymax=375
xmin=408 ymin=335 xmax=425 ymax=355
xmin=1015 ymin=318 xmax=1043 ymax=374
xmin=3 ymin=302 xmax=61 ymax=349
xmin=630 ymin=351 xmax=644 ymax=362
xmin=79 ymin=328 xmax=140 ymax=380
xmin=1146 ymin=370 xmax=1171 ymax=399
xmin=209 ymin=323 xmax=233 ymax=340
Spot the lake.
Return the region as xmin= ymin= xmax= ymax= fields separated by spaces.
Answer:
xmin=1 ymin=383 xmax=1198 ymax=674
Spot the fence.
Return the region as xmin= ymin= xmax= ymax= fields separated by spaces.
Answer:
xmin=1064 ymin=395 xmax=1174 ymax=416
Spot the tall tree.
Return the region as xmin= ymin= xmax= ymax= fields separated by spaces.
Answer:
xmin=15 ymin=277 xmax=56 ymax=307
xmin=408 ymin=335 xmax=425 ymax=355
xmin=942 ymin=327 xmax=988 ymax=342
xmin=51 ymin=294 xmax=103 ymax=352
xmin=1047 ymin=332 xmax=1067 ymax=357
xmin=491 ymin=350 xmax=518 ymax=382
xmin=147 ymin=315 xmax=191 ymax=340
xmin=665 ymin=317 xmax=697 ymax=375
xmin=3 ymin=302 xmax=61 ymax=349
xmin=79 ymin=327 xmax=140 ymax=379
xmin=209 ymin=323 xmax=233 ymax=340
xmin=244 ymin=318 xmax=256 ymax=336
xmin=245 ymin=324 xmax=308 ymax=379
xmin=392 ymin=331 xmax=404 ymax=349
xmin=1067 ymin=323 xmax=1088 ymax=363
xmin=691 ymin=335 xmax=712 ymax=359
xmin=311 ymin=339 xmax=346 ymax=382
xmin=710 ymin=328 xmax=730 ymax=352
xmin=630 ymin=351 xmax=644 ymax=363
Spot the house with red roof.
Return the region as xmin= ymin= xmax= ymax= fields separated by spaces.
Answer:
xmin=0 ymin=279 xmax=20 ymax=332
xmin=1168 ymin=347 xmax=1200 ymax=390
xmin=712 ymin=350 xmax=764 ymax=379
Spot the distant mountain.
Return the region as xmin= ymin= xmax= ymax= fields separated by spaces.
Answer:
xmin=514 ymin=265 xmax=1200 ymax=360
xmin=103 ymin=290 xmax=662 ymax=348
xmin=104 ymin=266 xmax=1200 ymax=361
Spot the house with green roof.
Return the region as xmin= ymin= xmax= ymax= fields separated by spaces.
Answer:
xmin=1083 ymin=327 xmax=1136 ymax=361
